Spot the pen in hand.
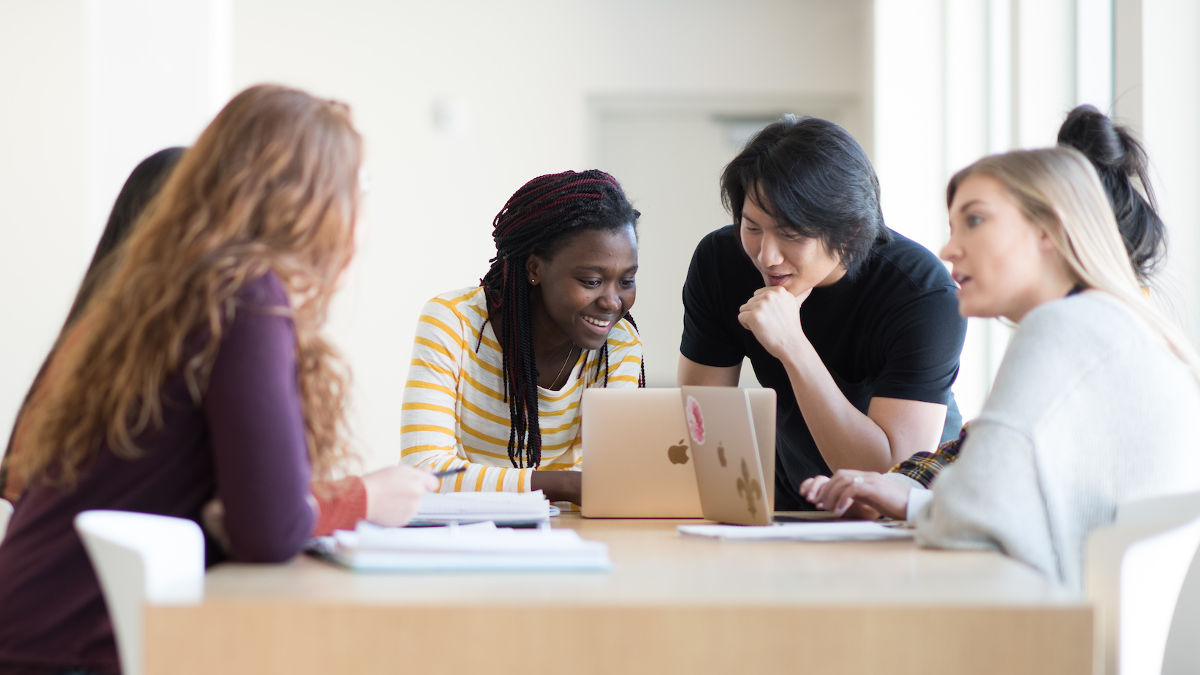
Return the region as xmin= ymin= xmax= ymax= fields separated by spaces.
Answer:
xmin=433 ymin=466 xmax=467 ymax=479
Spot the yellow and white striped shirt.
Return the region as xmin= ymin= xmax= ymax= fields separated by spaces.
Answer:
xmin=400 ymin=286 xmax=644 ymax=492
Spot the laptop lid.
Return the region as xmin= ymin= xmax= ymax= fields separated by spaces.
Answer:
xmin=580 ymin=388 xmax=704 ymax=518
xmin=680 ymin=386 xmax=777 ymax=525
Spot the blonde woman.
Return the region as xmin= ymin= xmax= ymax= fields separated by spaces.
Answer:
xmin=809 ymin=147 xmax=1200 ymax=589
xmin=0 ymin=85 xmax=434 ymax=674
xmin=802 ymin=106 xmax=1173 ymax=517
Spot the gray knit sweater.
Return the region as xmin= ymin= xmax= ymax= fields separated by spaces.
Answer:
xmin=915 ymin=291 xmax=1200 ymax=590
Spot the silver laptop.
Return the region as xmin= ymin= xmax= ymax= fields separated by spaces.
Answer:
xmin=680 ymin=386 xmax=777 ymax=525
xmin=580 ymin=388 xmax=704 ymax=518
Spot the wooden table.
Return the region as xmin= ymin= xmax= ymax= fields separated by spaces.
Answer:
xmin=145 ymin=515 xmax=1092 ymax=674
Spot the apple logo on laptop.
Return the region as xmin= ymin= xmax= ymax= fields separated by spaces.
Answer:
xmin=668 ymin=439 xmax=689 ymax=465
xmin=717 ymin=442 xmax=727 ymax=467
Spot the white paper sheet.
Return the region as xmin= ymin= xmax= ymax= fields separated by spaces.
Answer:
xmin=677 ymin=521 xmax=913 ymax=541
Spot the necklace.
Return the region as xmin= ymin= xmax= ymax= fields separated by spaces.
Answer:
xmin=546 ymin=344 xmax=577 ymax=389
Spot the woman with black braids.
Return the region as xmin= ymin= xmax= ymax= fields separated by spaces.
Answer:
xmin=400 ymin=170 xmax=644 ymax=504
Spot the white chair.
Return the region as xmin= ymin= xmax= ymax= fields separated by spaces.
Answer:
xmin=0 ymin=498 xmax=12 ymax=540
xmin=1086 ymin=491 xmax=1200 ymax=675
xmin=1162 ymin=549 xmax=1200 ymax=674
xmin=74 ymin=510 xmax=205 ymax=675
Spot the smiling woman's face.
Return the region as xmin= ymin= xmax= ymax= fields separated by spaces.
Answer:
xmin=526 ymin=224 xmax=638 ymax=351
xmin=940 ymin=173 xmax=1056 ymax=322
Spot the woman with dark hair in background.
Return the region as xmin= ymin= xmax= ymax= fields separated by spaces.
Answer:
xmin=0 ymin=147 xmax=185 ymax=500
xmin=1 ymin=147 xmax=435 ymax=535
xmin=400 ymin=170 xmax=645 ymax=505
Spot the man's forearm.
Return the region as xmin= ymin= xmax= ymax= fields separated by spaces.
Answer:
xmin=779 ymin=341 xmax=896 ymax=472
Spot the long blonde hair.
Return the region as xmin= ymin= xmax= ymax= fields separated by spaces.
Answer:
xmin=14 ymin=84 xmax=362 ymax=487
xmin=947 ymin=147 xmax=1200 ymax=379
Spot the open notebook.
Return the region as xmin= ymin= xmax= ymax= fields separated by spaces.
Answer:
xmin=310 ymin=521 xmax=611 ymax=572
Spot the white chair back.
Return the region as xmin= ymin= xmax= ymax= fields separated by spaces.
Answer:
xmin=1162 ymin=549 xmax=1200 ymax=674
xmin=75 ymin=510 xmax=205 ymax=675
xmin=0 ymin=498 xmax=12 ymax=540
xmin=1086 ymin=491 xmax=1200 ymax=675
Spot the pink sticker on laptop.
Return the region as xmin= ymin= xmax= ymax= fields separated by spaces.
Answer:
xmin=685 ymin=395 xmax=705 ymax=445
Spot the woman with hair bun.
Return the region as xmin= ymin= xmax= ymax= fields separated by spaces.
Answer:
xmin=1 ymin=145 xmax=435 ymax=536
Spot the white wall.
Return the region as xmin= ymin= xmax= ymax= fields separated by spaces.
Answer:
xmin=83 ymin=0 xmax=231 ymax=244
xmin=0 ymin=0 xmax=871 ymax=470
xmin=1139 ymin=0 xmax=1200 ymax=340
xmin=0 ymin=0 xmax=233 ymax=460
xmin=1 ymin=3 xmax=87 ymax=445
xmin=1136 ymin=2 xmax=1200 ymax=671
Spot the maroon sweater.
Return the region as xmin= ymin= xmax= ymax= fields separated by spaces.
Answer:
xmin=0 ymin=273 xmax=315 ymax=674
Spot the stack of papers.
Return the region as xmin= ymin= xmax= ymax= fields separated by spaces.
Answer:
xmin=410 ymin=490 xmax=559 ymax=526
xmin=677 ymin=521 xmax=913 ymax=541
xmin=311 ymin=521 xmax=611 ymax=572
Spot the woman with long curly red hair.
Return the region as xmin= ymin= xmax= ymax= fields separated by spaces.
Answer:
xmin=0 ymin=84 xmax=408 ymax=674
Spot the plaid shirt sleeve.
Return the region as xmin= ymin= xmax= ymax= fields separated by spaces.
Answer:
xmin=888 ymin=424 xmax=968 ymax=488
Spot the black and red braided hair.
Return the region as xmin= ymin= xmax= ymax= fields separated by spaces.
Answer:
xmin=479 ymin=169 xmax=645 ymax=469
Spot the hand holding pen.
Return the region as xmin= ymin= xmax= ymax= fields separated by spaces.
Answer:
xmin=359 ymin=465 xmax=441 ymax=528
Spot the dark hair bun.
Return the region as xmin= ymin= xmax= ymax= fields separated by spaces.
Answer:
xmin=1058 ymin=105 xmax=1134 ymax=172
xmin=1058 ymin=105 xmax=1165 ymax=282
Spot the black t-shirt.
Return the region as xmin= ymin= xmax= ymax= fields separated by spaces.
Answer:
xmin=681 ymin=225 xmax=966 ymax=510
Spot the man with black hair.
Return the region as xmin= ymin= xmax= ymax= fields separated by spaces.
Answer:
xmin=679 ymin=115 xmax=966 ymax=511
